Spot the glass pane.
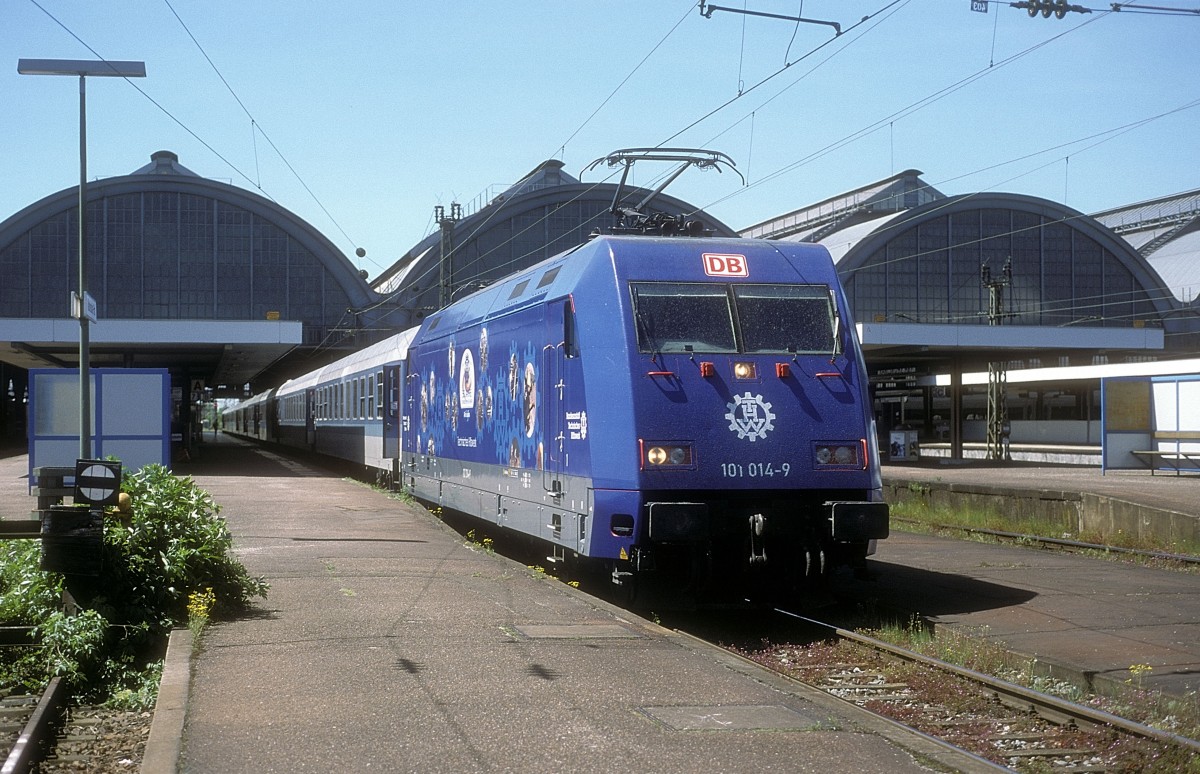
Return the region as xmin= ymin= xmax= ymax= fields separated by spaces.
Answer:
xmin=733 ymin=285 xmax=834 ymax=354
xmin=630 ymin=283 xmax=735 ymax=353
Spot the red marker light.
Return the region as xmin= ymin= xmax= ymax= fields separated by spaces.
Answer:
xmin=775 ymin=362 xmax=790 ymax=378
xmin=700 ymin=362 xmax=715 ymax=378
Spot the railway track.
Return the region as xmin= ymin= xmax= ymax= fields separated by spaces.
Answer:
xmin=1 ymin=678 xmax=68 ymax=774
xmin=742 ymin=609 xmax=1200 ymax=772
xmin=1 ymin=682 xmax=151 ymax=774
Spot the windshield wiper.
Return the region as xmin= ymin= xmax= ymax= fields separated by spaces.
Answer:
xmin=828 ymin=288 xmax=842 ymax=361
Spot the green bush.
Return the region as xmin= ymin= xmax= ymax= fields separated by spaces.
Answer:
xmin=0 ymin=464 xmax=268 ymax=706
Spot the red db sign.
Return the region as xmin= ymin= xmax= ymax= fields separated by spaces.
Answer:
xmin=702 ymin=253 xmax=748 ymax=277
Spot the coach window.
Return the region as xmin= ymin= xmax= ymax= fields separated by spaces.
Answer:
xmin=630 ymin=282 xmax=736 ymax=353
xmin=376 ymin=371 xmax=384 ymax=418
xmin=359 ymin=376 xmax=367 ymax=419
xmin=367 ymin=374 xmax=376 ymax=418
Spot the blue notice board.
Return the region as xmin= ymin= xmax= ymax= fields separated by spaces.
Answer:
xmin=28 ymin=368 xmax=171 ymax=483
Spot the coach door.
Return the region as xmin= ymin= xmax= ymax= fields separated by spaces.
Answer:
xmin=305 ymin=388 xmax=316 ymax=449
xmin=383 ymin=364 xmax=402 ymax=459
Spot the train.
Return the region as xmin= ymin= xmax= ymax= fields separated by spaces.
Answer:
xmin=223 ymin=234 xmax=889 ymax=599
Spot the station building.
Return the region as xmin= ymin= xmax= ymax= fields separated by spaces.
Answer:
xmin=1 ymin=150 xmax=1196 ymax=462
xmin=0 ymin=151 xmax=393 ymax=447
xmin=0 ymin=153 xmax=733 ymax=450
xmin=370 ymin=159 xmax=737 ymax=319
xmin=741 ymin=170 xmax=1200 ymax=459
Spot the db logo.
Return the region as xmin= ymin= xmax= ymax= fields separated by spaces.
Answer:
xmin=702 ymin=253 xmax=748 ymax=277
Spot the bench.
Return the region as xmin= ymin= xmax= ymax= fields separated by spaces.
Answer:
xmin=1131 ymin=432 xmax=1200 ymax=476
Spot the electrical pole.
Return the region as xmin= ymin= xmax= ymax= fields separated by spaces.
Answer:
xmin=436 ymin=202 xmax=462 ymax=309
xmin=982 ymin=258 xmax=1012 ymax=461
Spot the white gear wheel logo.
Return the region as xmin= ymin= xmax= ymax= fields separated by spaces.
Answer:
xmin=725 ymin=392 xmax=775 ymax=442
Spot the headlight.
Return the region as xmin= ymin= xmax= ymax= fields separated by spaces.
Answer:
xmin=733 ymin=361 xmax=757 ymax=380
xmin=814 ymin=441 xmax=865 ymax=469
xmin=642 ymin=442 xmax=694 ymax=469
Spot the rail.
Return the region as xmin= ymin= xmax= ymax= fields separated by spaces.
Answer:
xmin=1 ymin=678 xmax=69 ymax=774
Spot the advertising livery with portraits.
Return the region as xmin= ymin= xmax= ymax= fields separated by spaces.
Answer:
xmin=401 ymin=235 xmax=887 ymax=598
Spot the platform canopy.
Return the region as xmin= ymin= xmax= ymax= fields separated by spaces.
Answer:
xmin=0 ymin=318 xmax=302 ymax=389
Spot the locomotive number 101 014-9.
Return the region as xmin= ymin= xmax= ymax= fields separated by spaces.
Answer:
xmin=720 ymin=462 xmax=791 ymax=478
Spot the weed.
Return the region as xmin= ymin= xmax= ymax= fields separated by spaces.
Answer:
xmin=891 ymin=498 xmax=1200 ymax=561
xmin=465 ymin=529 xmax=495 ymax=554
xmin=187 ymin=587 xmax=215 ymax=639
xmin=0 ymin=464 xmax=268 ymax=707
xmin=869 ymin=620 xmax=1200 ymax=743
xmin=906 ymin=481 xmax=931 ymax=496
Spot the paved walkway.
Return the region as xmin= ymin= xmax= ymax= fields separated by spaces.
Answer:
xmin=876 ymin=459 xmax=1199 ymax=698
xmin=843 ymin=530 xmax=1199 ymax=698
xmin=160 ymin=439 xmax=986 ymax=773
xmin=3 ymin=442 xmax=1196 ymax=770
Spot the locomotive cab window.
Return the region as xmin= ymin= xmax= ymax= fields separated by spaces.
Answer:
xmin=630 ymin=282 xmax=736 ymax=353
xmin=733 ymin=285 xmax=835 ymax=354
xmin=630 ymin=281 xmax=835 ymax=355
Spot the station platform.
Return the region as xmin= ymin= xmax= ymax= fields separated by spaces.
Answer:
xmin=2 ymin=440 xmax=1197 ymax=771
xmin=142 ymin=437 xmax=984 ymax=774
xmin=884 ymin=455 xmax=1200 ymax=519
xmin=876 ymin=458 xmax=1199 ymax=699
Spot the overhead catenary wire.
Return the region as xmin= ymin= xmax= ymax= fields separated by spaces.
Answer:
xmin=694 ymin=9 xmax=1112 ymax=217
xmin=27 ymin=0 xmax=378 ymax=273
xmin=386 ymin=0 xmax=904 ymax=310
xmin=28 ymin=0 xmax=266 ymax=199
xmin=366 ymin=0 xmax=1187 ymax=336
xmin=25 ymin=0 xmax=1190 ymax=355
xmin=160 ymin=0 xmax=374 ymax=271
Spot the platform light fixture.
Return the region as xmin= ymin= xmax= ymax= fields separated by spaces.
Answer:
xmin=17 ymin=58 xmax=146 ymax=458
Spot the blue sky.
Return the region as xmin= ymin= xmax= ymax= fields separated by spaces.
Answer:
xmin=4 ymin=1 xmax=1197 ymax=278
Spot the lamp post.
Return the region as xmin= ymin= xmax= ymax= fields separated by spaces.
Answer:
xmin=17 ymin=58 xmax=146 ymax=459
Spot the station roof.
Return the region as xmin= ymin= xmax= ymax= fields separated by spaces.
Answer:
xmin=1091 ymin=188 xmax=1200 ymax=305
xmin=0 ymin=151 xmax=376 ymax=389
xmin=745 ymin=171 xmax=1187 ymax=377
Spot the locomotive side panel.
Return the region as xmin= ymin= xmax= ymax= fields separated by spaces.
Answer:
xmin=402 ymin=269 xmax=598 ymax=557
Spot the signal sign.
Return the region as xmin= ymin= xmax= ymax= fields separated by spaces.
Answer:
xmin=74 ymin=459 xmax=122 ymax=506
xmin=703 ymin=253 xmax=749 ymax=277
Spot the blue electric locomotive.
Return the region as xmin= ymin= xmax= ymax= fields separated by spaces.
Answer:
xmin=402 ymin=234 xmax=888 ymax=596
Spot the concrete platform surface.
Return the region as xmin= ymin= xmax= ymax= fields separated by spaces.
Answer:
xmin=156 ymin=439 xmax=985 ymax=774
xmin=877 ymin=460 xmax=1199 ymax=698
xmin=845 ymin=531 xmax=1199 ymax=698
xmin=3 ymin=442 xmax=1196 ymax=771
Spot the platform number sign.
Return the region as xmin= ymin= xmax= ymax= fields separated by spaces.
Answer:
xmin=702 ymin=253 xmax=749 ymax=277
xmin=74 ymin=459 xmax=122 ymax=507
